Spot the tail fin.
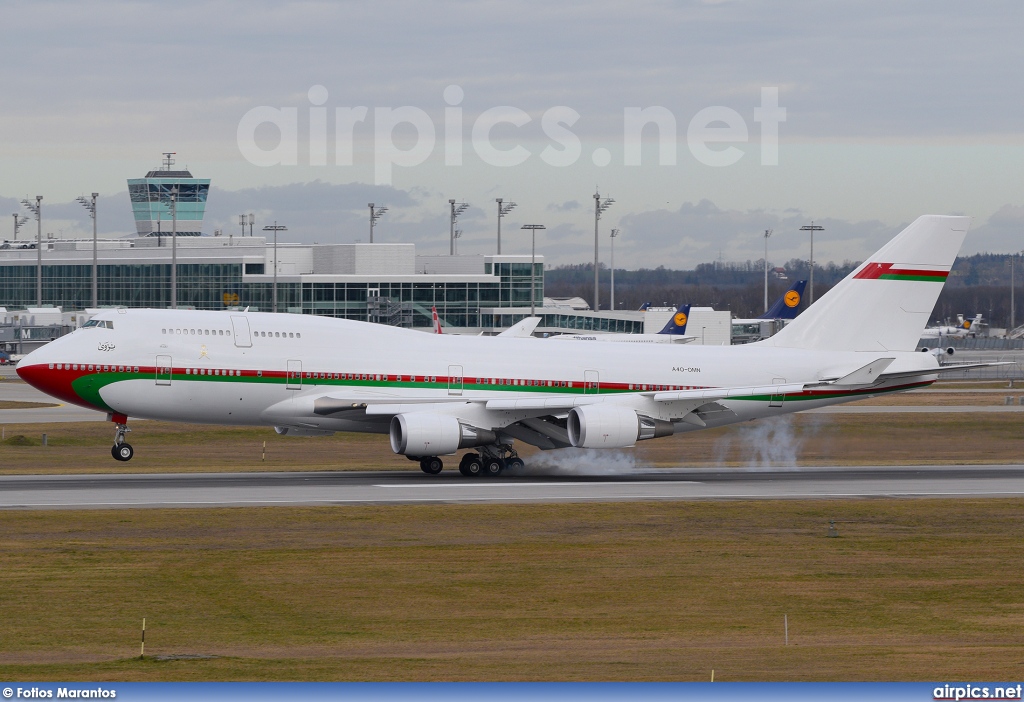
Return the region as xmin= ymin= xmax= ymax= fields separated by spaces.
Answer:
xmin=431 ymin=306 xmax=442 ymax=334
xmin=962 ymin=313 xmax=982 ymax=331
xmin=657 ymin=305 xmax=691 ymax=335
xmin=766 ymin=215 xmax=970 ymax=352
xmin=760 ymin=280 xmax=807 ymax=320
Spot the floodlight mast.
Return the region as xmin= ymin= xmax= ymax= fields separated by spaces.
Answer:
xmin=763 ymin=228 xmax=773 ymax=312
xmin=12 ymin=213 xmax=28 ymax=241
xmin=449 ymin=199 xmax=470 ymax=255
xmin=593 ymin=189 xmax=614 ymax=310
xmin=521 ymin=225 xmax=546 ymax=317
xmin=239 ymin=214 xmax=246 ymax=238
xmin=369 ymin=203 xmax=388 ymax=243
xmin=496 ymin=198 xmax=517 ymax=254
xmin=21 ymin=196 xmax=42 ymax=305
xmin=610 ymin=228 xmax=620 ymax=310
xmin=170 ymin=187 xmax=178 ymax=308
xmin=247 ymin=213 xmax=255 ymax=237
xmin=263 ymin=222 xmax=288 ymax=312
xmin=77 ymin=193 xmax=99 ymax=308
xmin=800 ymin=222 xmax=824 ymax=304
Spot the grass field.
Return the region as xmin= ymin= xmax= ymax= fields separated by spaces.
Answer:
xmin=1 ymin=500 xmax=1023 ymax=681
xmin=3 ymin=409 xmax=1024 ymax=474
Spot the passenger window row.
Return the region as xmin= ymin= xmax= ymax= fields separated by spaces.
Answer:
xmin=162 ymin=328 xmax=229 ymax=336
xmin=255 ymin=331 xmax=300 ymax=338
xmin=49 ymin=363 xmax=139 ymax=372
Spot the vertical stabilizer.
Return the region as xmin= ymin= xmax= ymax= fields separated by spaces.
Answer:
xmin=766 ymin=215 xmax=970 ymax=352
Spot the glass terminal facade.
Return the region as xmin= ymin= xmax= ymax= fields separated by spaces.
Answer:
xmin=0 ymin=256 xmax=544 ymax=331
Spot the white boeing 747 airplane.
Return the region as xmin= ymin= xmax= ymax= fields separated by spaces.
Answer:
xmin=17 ymin=215 xmax=997 ymax=476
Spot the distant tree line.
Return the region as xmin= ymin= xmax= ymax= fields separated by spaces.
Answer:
xmin=544 ymin=253 xmax=1024 ymax=328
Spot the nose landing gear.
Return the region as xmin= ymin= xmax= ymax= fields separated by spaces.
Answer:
xmin=111 ymin=416 xmax=133 ymax=462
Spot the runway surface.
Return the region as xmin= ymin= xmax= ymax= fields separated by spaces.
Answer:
xmin=2 ymin=465 xmax=1024 ymax=510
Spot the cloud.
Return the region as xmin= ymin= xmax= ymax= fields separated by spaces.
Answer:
xmin=964 ymin=205 xmax=1024 ymax=254
xmin=548 ymin=200 xmax=581 ymax=212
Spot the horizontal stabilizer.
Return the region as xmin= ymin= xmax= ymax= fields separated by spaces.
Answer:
xmin=831 ymin=358 xmax=895 ymax=386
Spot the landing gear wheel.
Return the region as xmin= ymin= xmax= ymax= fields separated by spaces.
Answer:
xmin=506 ymin=457 xmax=525 ymax=472
xmin=112 ymin=443 xmax=134 ymax=462
xmin=460 ymin=456 xmax=483 ymax=477
xmin=420 ymin=457 xmax=443 ymax=474
xmin=483 ymin=457 xmax=504 ymax=476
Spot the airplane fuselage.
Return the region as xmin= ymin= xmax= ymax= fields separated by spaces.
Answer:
xmin=18 ymin=308 xmax=938 ymax=438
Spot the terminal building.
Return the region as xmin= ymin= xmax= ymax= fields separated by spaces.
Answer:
xmin=0 ymin=156 xmax=675 ymax=350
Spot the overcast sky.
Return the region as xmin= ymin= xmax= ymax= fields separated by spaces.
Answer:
xmin=2 ymin=0 xmax=1022 ymax=268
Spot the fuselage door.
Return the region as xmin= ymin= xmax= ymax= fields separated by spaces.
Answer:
xmin=156 ymin=355 xmax=172 ymax=386
xmin=584 ymin=369 xmax=599 ymax=394
xmin=287 ymin=359 xmax=302 ymax=390
xmin=448 ymin=364 xmax=463 ymax=396
xmin=769 ymin=377 xmax=786 ymax=408
xmin=231 ymin=315 xmax=253 ymax=348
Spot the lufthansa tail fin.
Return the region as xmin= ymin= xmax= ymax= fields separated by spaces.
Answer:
xmin=657 ymin=304 xmax=691 ymax=335
xmin=766 ymin=215 xmax=970 ymax=352
xmin=760 ymin=280 xmax=807 ymax=320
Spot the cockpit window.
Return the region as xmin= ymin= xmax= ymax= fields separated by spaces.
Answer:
xmin=82 ymin=319 xmax=114 ymax=329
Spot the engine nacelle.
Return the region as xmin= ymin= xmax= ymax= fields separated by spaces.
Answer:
xmin=918 ymin=347 xmax=955 ymax=357
xmin=567 ymin=405 xmax=674 ymax=449
xmin=389 ymin=413 xmax=497 ymax=456
xmin=274 ymin=426 xmax=336 ymax=437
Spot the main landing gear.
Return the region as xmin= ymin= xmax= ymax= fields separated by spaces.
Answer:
xmin=111 ymin=418 xmax=134 ymax=462
xmin=413 ymin=443 xmax=525 ymax=478
xmin=458 ymin=444 xmax=524 ymax=477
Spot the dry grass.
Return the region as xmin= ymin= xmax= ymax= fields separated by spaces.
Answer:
xmin=0 ymin=500 xmax=1023 ymax=680
xmin=0 ymin=401 xmax=58 ymax=409
xmin=2 ymin=407 xmax=1023 ymax=474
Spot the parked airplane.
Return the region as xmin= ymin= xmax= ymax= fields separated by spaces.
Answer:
xmin=18 ymin=216 xmax=1003 ymax=476
xmin=920 ymin=313 xmax=982 ymax=340
xmin=550 ymin=305 xmax=693 ymax=344
xmin=731 ymin=280 xmax=807 ymax=344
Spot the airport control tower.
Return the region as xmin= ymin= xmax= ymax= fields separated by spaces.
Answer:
xmin=127 ymin=152 xmax=210 ymax=236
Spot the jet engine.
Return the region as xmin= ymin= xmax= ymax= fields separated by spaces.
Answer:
xmin=567 ymin=405 xmax=674 ymax=449
xmin=389 ymin=412 xmax=497 ymax=456
xmin=274 ymin=426 xmax=335 ymax=437
xmin=918 ymin=347 xmax=955 ymax=357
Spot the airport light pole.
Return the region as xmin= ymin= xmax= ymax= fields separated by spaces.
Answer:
xmin=449 ymin=199 xmax=469 ymax=255
xmin=263 ymin=222 xmax=287 ymax=313
xmin=21 ymin=196 xmax=42 ymax=306
xmin=76 ymin=193 xmax=99 ymax=308
xmin=593 ymin=189 xmax=614 ymax=310
xmin=800 ymin=222 xmax=824 ymax=305
xmin=12 ymin=213 xmax=27 ymax=241
xmin=610 ymin=228 xmax=620 ymax=311
xmin=238 ymin=214 xmax=246 ymax=238
xmin=369 ymin=203 xmax=388 ymax=243
xmin=763 ymin=228 xmax=773 ymax=312
xmin=170 ymin=187 xmax=178 ymax=308
xmin=521 ymin=225 xmax=546 ymax=318
xmin=248 ymin=213 xmax=255 ymax=237
xmin=496 ymin=198 xmax=517 ymax=254
xmin=1010 ymin=254 xmax=1016 ymax=331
